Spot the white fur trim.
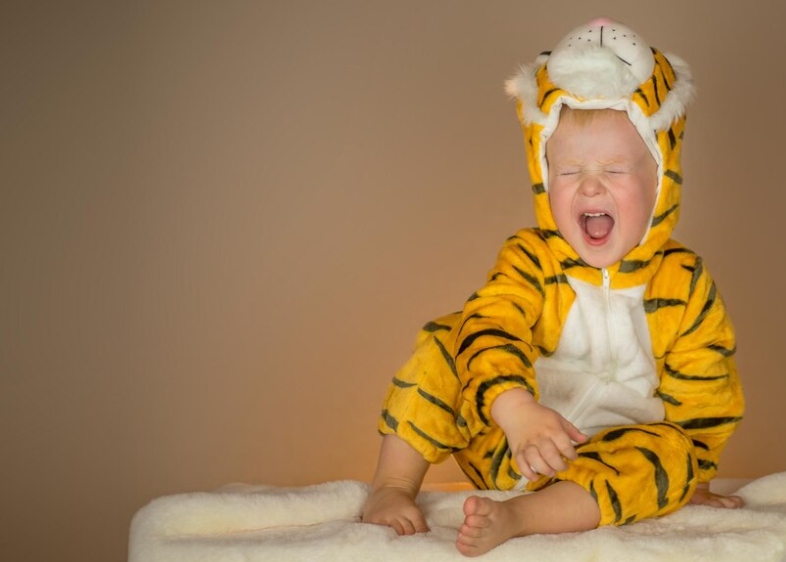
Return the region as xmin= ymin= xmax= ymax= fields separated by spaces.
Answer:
xmin=649 ymin=52 xmax=696 ymax=131
xmin=504 ymin=63 xmax=546 ymax=125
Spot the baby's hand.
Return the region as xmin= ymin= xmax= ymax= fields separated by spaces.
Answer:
xmin=491 ymin=388 xmax=587 ymax=481
xmin=688 ymin=483 xmax=744 ymax=509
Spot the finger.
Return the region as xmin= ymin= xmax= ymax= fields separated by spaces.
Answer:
xmin=390 ymin=519 xmax=405 ymax=535
xmin=523 ymin=446 xmax=555 ymax=478
xmin=562 ymin=418 xmax=588 ymax=443
xmin=411 ymin=511 xmax=430 ymax=533
xmin=554 ymin=433 xmax=579 ymax=461
xmin=515 ymin=452 xmax=539 ymax=481
xmin=538 ymin=439 xmax=569 ymax=473
xmin=402 ymin=517 xmax=418 ymax=535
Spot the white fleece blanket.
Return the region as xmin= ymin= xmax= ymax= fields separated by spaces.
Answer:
xmin=129 ymin=472 xmax=786 ymax=562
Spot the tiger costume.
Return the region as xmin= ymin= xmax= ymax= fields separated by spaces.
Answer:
xmin=377 ymin=19 xmax=744 ymax=527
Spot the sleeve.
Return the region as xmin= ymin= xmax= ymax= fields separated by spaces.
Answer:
xmin=452 ymin=235 xmax=546 ymax=429
xmin=657 ymin=256 xmax=745 ymax=483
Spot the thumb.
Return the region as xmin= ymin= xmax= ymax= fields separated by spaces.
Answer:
xmin=562 ymin=418 xmax=588 ymax=443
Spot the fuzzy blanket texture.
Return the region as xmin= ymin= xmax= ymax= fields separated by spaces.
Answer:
xmin=129 ymin=472 xmax=786 ymax=562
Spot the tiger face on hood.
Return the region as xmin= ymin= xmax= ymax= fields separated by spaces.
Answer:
xmin=505 ymin=17 xmax=695 ymax=289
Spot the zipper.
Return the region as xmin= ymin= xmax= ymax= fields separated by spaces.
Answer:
xmin=602 ymin=268 xmax=619 ymax=383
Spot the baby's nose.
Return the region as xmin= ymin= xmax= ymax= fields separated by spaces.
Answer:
xmin=579 ymin=175 xmax=606 ymax=196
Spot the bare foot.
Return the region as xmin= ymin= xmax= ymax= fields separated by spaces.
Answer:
xmin=456 ymin=496 xmax=522 ymax=557
xmin=362 ymin=486 xmax=429 ymax=535
xmin=455 ymin=482 xmax=600 ymax=557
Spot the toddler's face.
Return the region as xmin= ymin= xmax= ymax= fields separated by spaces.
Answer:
xmin=546 ymin=110 xmax=657 ymax=269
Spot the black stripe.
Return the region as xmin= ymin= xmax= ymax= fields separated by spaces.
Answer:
xmin=531 ymin=182 xmax=546 ymax=195
xmin=507 ymin=465 xmax=521 ymax=481
xmin=512 ymin=265 xmax=544 ymax=297
xmin=634 ymin=88 xmax=650 ymax=107
xmin=536 ymin=345 xmax=554 ymax=357
xmin=458 ymin=328 xmax=523 ymax=357
xmin=458 ymin=312 xmax=486 ymax=338
xmin=677 ymin=417 xmax=743 ymax=430
xmin=708 ymin=344 xmax=736 ymax=357
xmin=652 ymin=203 xmax=679 ymax=228
xmin=589 ymin=480 xmax=598 ymax=503
xmin=681 ymin=282 xmax=717 ymax=337
xmin=511 ymin=301 xmax=527 ymax=320
xmin=433 ymin=336 xmax=459 ymax=380
xmin=657 ymin=390 xmax=682 ymax=406
xmin=620 ymin=259 xmax=652 ymax=273
xmin=467 ymin=342 xmax=532 ymax=371
xmin=657 ymin=60 xmax=673 ymax=92
xmin=664 ymin=363 xmax=729 ymax=381
xmin=516 ymin=244 xmax=542 ymax=269
xmin=457 ymin=461 xmax=485 ymax=490
xmin=680 ymin=454 xmax=695 ymax=503
xmin=467 ymin=292 xmax=480 ymax=301
xmin=692 ymin=439 xmax=709 ymax=451
xmin=668 ymin=126 xmax=677 ymax=150
xmin=544 ymin=274 xmax=568 ymax=285
xmin=417 ymin=388 xmax=456 ymax=416
xmin=468 ymin=461 xmax=488 ymax=489
xmin=602 ymin=427 xmax=661 ymax=442
xmin=636 ymin=447 xmax=670 ymax=510
xmin=651 ymin=75 xmax=662 ymax=106
xmin=698 ymin=459 xmax=719 ymax=471
xmin=538 ymin=229 xmax=563 ymax=240
xmin=476 ymin=375 xmax=535 ymax=426
xmin=490 ymin=439 xmax=509 ymax=488
xmin=689 ymin=257 xmax=703 ymax=298
xmin=578 ymin=451 xmax=620 ymax=475
xmin=661 ymin=54 xmax=677 ymax=89
xmin=457 ymin=414 xmax=468 ymax=428
xmin=665 ymin=169 xmax=683 ymax=184
xmin=644 ymin=298 xmax=686 ymax=313
xmin=423 ymin=321 xmax=451 ymax=333
xmin=605 ymin=480 xmax=623 ymax=523
xmin=623 ymin=515 xmax=637 ymax=526
xmin=392 ymin=377 xmax=416 ymax=389
xmin=408 ymin=421 xmax=459 ymax=451
xmin=382 ymin=409 xmax=398 ymax=431
xmin=664 ymin=247 xmax=694 ymax=257
xmin=560 ymin=256 xmax=589 ymax=269
xmin=539 ymin=87 xmax=560 ymax=107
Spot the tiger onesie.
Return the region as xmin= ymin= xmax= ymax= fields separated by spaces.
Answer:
xmin=377 ymin=19 xmax=744 ymax=527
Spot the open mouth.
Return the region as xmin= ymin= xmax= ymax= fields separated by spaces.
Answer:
xmin=579 ymin=212 xmax=614 ymax=245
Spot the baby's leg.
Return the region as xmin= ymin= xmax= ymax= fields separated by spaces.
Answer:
xmin=456 ymin=481 xmax=599 ymax=557
xmin=362 ymin=435 xmax=430 ymax=535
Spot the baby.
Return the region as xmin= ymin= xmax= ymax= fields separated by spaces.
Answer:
xmin=362 ymin=17 xmax=745 ymax=557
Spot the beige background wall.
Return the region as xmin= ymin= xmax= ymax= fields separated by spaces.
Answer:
xmin=3 ymin=1 xmax=785 ymax=560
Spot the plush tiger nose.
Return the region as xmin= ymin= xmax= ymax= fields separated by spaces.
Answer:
xmin=587 ymin=16 xmax=617 ymax=27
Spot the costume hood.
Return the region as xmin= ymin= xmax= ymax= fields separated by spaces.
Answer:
xmin=505 ymin=18 xmax=695 ymax=288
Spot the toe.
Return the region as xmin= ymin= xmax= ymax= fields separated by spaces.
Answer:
xmin=459 ymin=523 xmax=483 ymax=539
xmin=465 ymin=514 xmax=492 ymax=529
